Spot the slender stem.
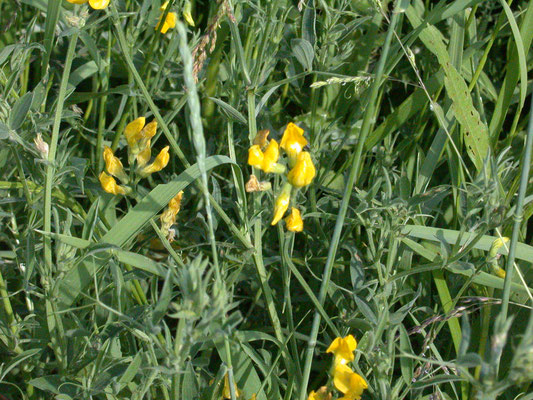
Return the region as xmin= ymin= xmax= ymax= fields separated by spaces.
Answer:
xmin=499 ymin=99 xmax=533 ymax=319
xmin=43 ymin=32 xmax=79 ymax=274
xmin=298 ymin=5 xmax=400 ymax=399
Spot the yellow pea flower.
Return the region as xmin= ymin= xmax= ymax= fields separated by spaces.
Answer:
xmin=183 ymin=0 xmax=195 ymax=27
xmin=156 ymin=2 xmax=177 ymax=34
xmin=285 ymin=207 xmax=303 ymax=232
xmin=333 ymin=364 xmax=367 ymax=400
xmin=140 ymin=146 xmax=170 ymax=176
xmin=308 ymin=386 xmax=332 ymax=400
xmin=125 ymin=117 xmax=146 ymax=152
xmin=287 ymin=151 xmax=315 ymax=188
xmin=248 ymin=140 xmax=285 ymax=174
xmin=222 ymin=372 xmax=241 ymax=399
xmin=327 ymin=335 xmax=357 ymax=365
xmin=137 ymin=121 xmax=158 ymax=165
xmin=160 ymin=191 xmax=184 ymax=240
xmin=280 ymin=122 xmax=308 ymax=165
xmin=99 ymin=172 xmax=129 ymax=195
xmin=103 ymin=146 xmax=129 ymax=183
xmin=271 ymin=183 xmax=291 ymax=226
xmin=66 ymin=0 xmax=110 ymax=9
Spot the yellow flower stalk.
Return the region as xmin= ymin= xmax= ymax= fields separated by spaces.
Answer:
xmin=156 ymin=2 xmax=177 ymax=34
xmin=285 ymin=207 xmax=303 ymax=232
xmin=103 ymin=146 xmax=129 ymax=183
xmin=333 ymin=364 xmax=367 ymax=400
xmin=66 ymin=0 xmax=110 ymax=9
xmin=327 ymin=335 xmax=357 ymax=365
xmin=287 ymin=151 xmax=316 ymax=188
xmin=308 ymin=387 xmax=332 ymax=400
xmin=222 ymin=372 xmax=241 ymax=399
xmin=99 ymin=172 xmax=129 ymax=195
xmin=160 ymin=191 xmax=184 ymax=241
xmin=248 ymin=140 xmax=285 ymax=174
xmin=271 ymin=183 xmax=291 ymax=226
xmin=139 ymin=146 xmax=170 ymax=176
xmin=280 ymin=122 xmax=308 ymax=165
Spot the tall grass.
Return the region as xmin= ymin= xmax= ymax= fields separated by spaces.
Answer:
xmin=0 ymin=0 xmax=532 ymax=399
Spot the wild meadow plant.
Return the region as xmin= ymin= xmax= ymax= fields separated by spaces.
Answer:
xmin=0 ymin=0 xmax=532 ymax=399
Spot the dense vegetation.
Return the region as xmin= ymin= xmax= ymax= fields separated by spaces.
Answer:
xmin=0 ymin=0 xmax=532 ymax=399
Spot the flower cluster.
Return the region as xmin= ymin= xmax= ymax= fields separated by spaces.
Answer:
xmin=308 ymin=335 xmax=368 ymax=400
xmin=247 ymin=123 xmax=316 ymax=232
xmin=99 ymin=117 xmax=170 ymax=196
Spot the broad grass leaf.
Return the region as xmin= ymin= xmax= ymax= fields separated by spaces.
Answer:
xmin=208 ymin=97 xmax=247 ymax=124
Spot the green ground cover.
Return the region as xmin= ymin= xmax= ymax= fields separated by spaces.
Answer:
xmin=0 ymin=0 xmax=532 ymax=399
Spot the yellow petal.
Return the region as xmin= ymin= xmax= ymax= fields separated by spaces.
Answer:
xmin=280 ymin=122 xmax=307 ymax=160
xmin=248 ymin=145 xmax=264 ymax=168
xmin=125 ymin=117 xmax=146 ymax=148
xmin=66 ymin=0 xmax=88 ymax=4
xmin=285 ymin=207 xmax=303 ymax=232
xmin=271 ymin=185 xmax=291 ymax=226
xmin=326 ymin=335 xmax=357 ymax=364
xmin=88 ymin=0 xmax=110 ymax=9
xmin=141 ymin=120 xmax=158 ymax=139
xmin=287 ymin=151 xmax=316 ymax=188
xmin=99 ymin=171 xmax=126 ymax=195
xmin=333 ymin=364 xmax=367 ymax=400
xmin=262 ymin=139 xmax=280 ymax=172
xmin=183 ymin=1 xmax=195 ymax=26
xmin=159 ymin=1 xmax=170 ymax=11
xmin=140 ymin=146 xmax=170 ymax=176
xmin=103 ymin=146 xmax=128 ymax=182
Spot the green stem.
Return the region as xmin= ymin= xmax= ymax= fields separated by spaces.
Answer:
xmin=298 ymin=5 xmax=400 ymax=399
xmin=43 ymin=32 xmax=79 ymax=274
xmin=498 ymin=98 xmax=533 ymax=330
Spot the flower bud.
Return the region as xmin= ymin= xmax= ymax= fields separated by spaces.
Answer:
xmin=287 ymin=151 xmax=315 ymax=188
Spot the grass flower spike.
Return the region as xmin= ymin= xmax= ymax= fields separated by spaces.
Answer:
xmin=287 ymin=151 xmax=316 ymax=188
xmin=333 ymin=364 xmax=367 ymax=400
xmin=285 ymin=207 xmax=303 ymax=232
xmin=156 ymin=2 xmax=177 ymax=34
xmin=280 ymin=122 xmax=308 ymax=165
xmin=140 ymin=146 xmax=170 ymax=176
xmin=248 ymin=139 xmax=285 ymax=174
xmin=327 ymin=335 xmax=357 ymax=365
xmin=66 ymin=0 xmax=110 ymax=9
xmin=272 ymin=183 xmax=291 ymax=226
xmin=99 ymin=172 xmax=129 ymax=195
xmin=103 ymin=146 xmax=129 ymax=183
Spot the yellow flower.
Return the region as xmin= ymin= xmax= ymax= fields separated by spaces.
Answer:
xmin=285 ymin=207 xmax=303 ymax=232
xmin=280 ymin=122 xmax=308 ymax=163
xmin=222 ymin=373 xmax=241 ymax=399
xmin=66 ymin=0 xmax=110 ymax=9
xmin=287 ymin=151 xmax=315 ymax=188
xmin=253 ymin=129 xmax=270 ymax=149
xmin=333 ymin=364 xmax=367 ymax=400
xmin=248 ymin=140 xmax=285 ymax=174
xmin=99 ymin=172 xmax=129 ymax=195
xmin=125 ymin=117 xmax=146 ymax=152
xmin=136 ymin=121 xmax=157 ymax=165
xmin=140 ymin=146 xmax=170 ymax=176
xmin=103 ymin=146 xmax=129 ymax=183
xmin=160 ymin=191 xmax=184 ymax=240
xmin=271 ymin=184 xmax=291 ymax=226
xmin=308 ymin=387 xmax=332 ymax=400
xmin=183 ymin=0 xmax=195 ymax=26
xmin=327 ymin=335 xmax=357 ymax=365
xmin=156 ymin=2 xmax=177 ymax=34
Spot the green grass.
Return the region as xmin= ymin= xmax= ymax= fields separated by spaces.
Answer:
xmin=1 ymin=0 xmax=533 ymax=399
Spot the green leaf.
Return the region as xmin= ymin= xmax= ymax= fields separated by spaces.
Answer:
xmin=291 ymin=38 xmax=314 ymax=71
xmin=208 ymin=97 xmax=247 ymax=124
xmin=9 ymin=92 xmax=33 ymax=130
